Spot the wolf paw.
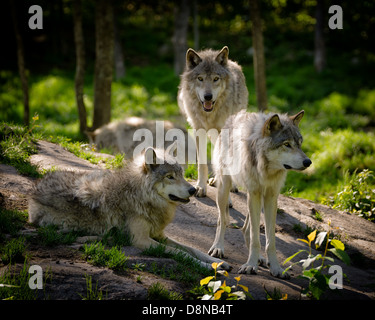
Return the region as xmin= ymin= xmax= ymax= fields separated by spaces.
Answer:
xmin=208 ymin=245 xmax=225 ymax=259
xmin=238 ymin=263 xmax=258 ymax=275
xmin=195 ymin=185 xmax=206 ymax=197
xmin=208 ymin=177 xmax=216 ymax=187
xmin=258 ymin=255 xmax=267 ymax=267
xmin=269 ymin=265 xmax=290 ymax=279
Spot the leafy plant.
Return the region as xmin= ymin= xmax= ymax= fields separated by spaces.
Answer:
xmin=283 ymin=222 xmax=350 ymax=299
xmin=198 ymin=262 xmax=252 ymax=300
xmin=325 ymin=169 xmax=375 ymax=221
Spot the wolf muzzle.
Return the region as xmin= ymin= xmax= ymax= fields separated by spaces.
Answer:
xmin=202 ymin=93 xmax=214 ymax=112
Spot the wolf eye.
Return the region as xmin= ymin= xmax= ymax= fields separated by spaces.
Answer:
xmin=213 ymin=76 xmax=220 ymax=82
xmin=284 ymin=142 xmax=292 ymax=148
xmin=166 ymin=174 xmax=175 ymax=180
xmin=197 ymin=76 xmax=203 ymax=82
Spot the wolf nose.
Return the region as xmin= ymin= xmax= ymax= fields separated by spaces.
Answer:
xmin=204 ymin=93 xmax=213 ymax=101
xmin=303 ymin=158 xmax=312 ymax=168
xmin=188 ymin=187 xmax=196 ymax=196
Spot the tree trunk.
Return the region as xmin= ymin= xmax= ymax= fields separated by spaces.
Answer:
xmin=314 ymin=0 xmax=326 ymax=73
xmin=72 ymin=0 xmax=87 ymax=134
xmin=193 ymin=0 xmax=199 ymax=50
xmin=249 ymin=0 xmax=268 ymax=112
xmin=92 ymin=0 xmax=114 ymax=130
xmin=10 ymin=0 xmax=29 ymax=127
xmin=172 ymin=0 xmax=190 ymax=76
xmin=114 ymin=15 xmax=126 ymax=81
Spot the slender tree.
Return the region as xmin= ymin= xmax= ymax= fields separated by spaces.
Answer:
xmin=114 ymin=11 xmax=126 ymax=81
xmin=10 ymin=0 xmax=29 ymax=127
xmin=249 ymin=0 xmax=268 ymax=111
xmin=92 ymin=0 xmax=114 ymax=130
xmin=172 ymin=0 xmax=190 ymax=76
xmin=72 ymin=0 xmax=87 ymax=134
xmin=314 ymin=0 xmax=326 ymax=73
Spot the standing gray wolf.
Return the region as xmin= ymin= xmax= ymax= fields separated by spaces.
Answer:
xmin=28 ymin=144 xmax=231 ymax=270
xmin=208 ymin=110 xmax=312 ymax=278
xmin=178 ymin=46 xmax=248 ymax=197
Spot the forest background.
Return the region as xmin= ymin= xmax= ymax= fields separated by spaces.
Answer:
xmin=1 ymin=0 xmax=375 ymax=221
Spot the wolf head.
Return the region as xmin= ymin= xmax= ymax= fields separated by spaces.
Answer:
xmin=142 ymin=143 xmax=196 ymax=203
xmin=262 ymin=110 xmax=312 ymax=171
xmin=185 ymin=46 xmax=230 ymax=113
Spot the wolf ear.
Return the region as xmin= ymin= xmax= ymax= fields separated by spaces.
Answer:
xmin=263 ymin=114 xmax=283 ymax=137
xmin=290 ymin=110 xmax=304 ymax=127
xmin=215 ymin=46 xmax=229 ymax=66
xmin=186 ymin=48 xmax=202 ymax=69
xmin=144 ymin=147 xmax=159 ymax=172
xmin=166 ymin=140 xmax=178 ymax=157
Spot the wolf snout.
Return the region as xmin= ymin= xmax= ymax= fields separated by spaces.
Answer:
xmin=188 ymin=186 xmax=197 ymax=196
xmin=204 ymin=93 xmax=213 ymax=101
xmin=303 ymin=158 xmax=312 ymax=168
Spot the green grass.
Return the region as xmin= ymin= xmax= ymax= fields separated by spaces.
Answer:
xmin=36 ymin=225 xmax=81 ymax=247
xmin=0 ymin=262 xmax=38 ymax=300
xmin=79 ymin=274 xmax=106 ymax=300
xmin=82 ymin=241 xmax=129 ymax=270
xmin=0 ymin=208 xmax=28 ymax=240
xmin=1 ymin=237 xmax=27 ymax=265
xmin=147 ymin=282 xmax=183 ymax=300
xmin=142 ymin=243 xmax=213 ymax=284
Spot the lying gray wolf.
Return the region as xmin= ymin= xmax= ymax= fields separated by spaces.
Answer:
xmin=178 ymin=46 xmax=248 ymax=197
xmin=28 ymin=144 xmax=231 ymax=270
xmin=85 ymin=117 xmax=195 ymax=166
xmin=208 ymin=110 xmax=312 ymax=278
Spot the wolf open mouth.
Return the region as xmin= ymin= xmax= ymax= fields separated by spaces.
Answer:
xmin=202 ymin=100 xmax=215 ymax=112
xmin=169 ymin=194 xmax=190 ymax=203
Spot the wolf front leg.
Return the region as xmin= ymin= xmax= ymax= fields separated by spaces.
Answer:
xmin=194 ymin=135 xmax=209 ymax=197
xmin=264 ymin=188 xmax=290 ymax=279
xmin=208 ymin=174 xmax=231 ymax=258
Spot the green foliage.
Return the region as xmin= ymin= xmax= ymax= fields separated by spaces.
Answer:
xmin=0 ymin=262 xmax=38 ymax=300
xmin=283 ymin=223 xmax=350 ymax=300
xmin=0 ymin=208 xmax=28 ymax=240
xmin=147 ymin=282 xmax=183 ymax=300
xmin=324 ymin=169 xmax=375 ymax=221
xmin=1 ymin=237 xmax=27 ymax=265
xmin=0 ymin=118 xmax=41 ymax=177
xmin=82 ymin=242 xmax=128 ymax=270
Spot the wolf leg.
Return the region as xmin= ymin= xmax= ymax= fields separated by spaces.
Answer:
xmin=196 ymin=163 xmax=208 ymax=197
xmin=239 ymin=191 xmax=262 ymax=274
xmin=208 ymin=174 xmax=231 ymax=258
xmin=264 ymin=188 xmax=290 ymax=279
xmin=195 ymin=137 xmax=208 ymax=197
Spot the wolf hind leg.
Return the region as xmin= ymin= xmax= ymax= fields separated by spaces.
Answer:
xmin=239 ymin=191 xmax=262 ymax=274
xmin=264 ymin=188 xmax=290 ymax=279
